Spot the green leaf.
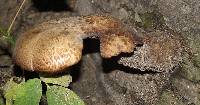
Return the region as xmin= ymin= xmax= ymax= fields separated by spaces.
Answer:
xmin=46 ymin=85 xmax=85 ymax=105
xmin=3 ymin=78 xmax=42 ymax=105
xmin=3 ymin=35 xmax=15 ymax=46
xmin=40 ymin=73 xmax=72 ymax=87
xmin=4 ymin=78 xmax=21 ymax=105
xmin=0 ymin=27 xmax=15 ymax=46
xmin=13 ymin=78 xmax=42 ymax=105
xmin=0 ymin=95 xmax=5 ymax=105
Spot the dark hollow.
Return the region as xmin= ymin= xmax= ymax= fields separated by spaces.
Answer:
xmin=82 ymin=38 xmax=100 ymax=55
xmin=32 ymin=0 xmax=72 ymax=12
xmin=102 ymin=53 xmax=159 ymax=75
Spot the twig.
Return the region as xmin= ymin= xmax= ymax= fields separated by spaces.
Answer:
xmin=7 ymin=0 xmax=26 ymax=33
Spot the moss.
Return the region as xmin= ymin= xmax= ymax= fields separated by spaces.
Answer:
xmin=180 ymin=36 xmax=200 ymax=82
xmin=135 ymin=11 xmax=166 ymax=31
xmin=156 ymin=90 xmax=184 ymax=105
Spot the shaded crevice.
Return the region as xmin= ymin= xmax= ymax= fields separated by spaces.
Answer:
xmin=32 ymin=0 xmax=72 ymax=12
xmin=82 ymin=38 xmax=100 ymax=55
xmin=69 ymin=62 xmax=81 ymax=82
xmin=102 ymin=55 xmax=160 ymax=74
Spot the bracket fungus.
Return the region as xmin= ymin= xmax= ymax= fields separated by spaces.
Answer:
xmin=118 ymin=30 xmax=183 ymax=72
xmin=13 ymin=15 xmax=138 ymax=73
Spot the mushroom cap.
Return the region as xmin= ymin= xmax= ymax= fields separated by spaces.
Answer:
xmin=13 ymin=26 xmax=83 ymax=73
xmin=100 ymin=30 xmax=135 ymax=58
xmin=13 ymin=15 xmax=137 ymax=72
